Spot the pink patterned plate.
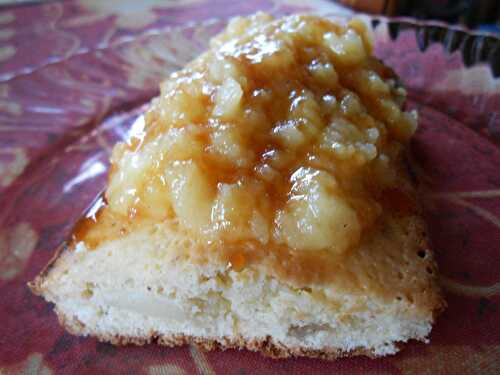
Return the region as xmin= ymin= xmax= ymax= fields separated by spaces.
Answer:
xmin=0 ymin=2 xmax=499 ymax=374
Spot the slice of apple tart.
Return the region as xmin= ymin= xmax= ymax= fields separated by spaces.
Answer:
xmin=30 ymin=13 xmax=444 ymax=359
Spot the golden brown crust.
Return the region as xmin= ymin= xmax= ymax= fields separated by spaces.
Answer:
xmin=29 ymin=192 xmax=106 ymax=295
xmin=28 ymin=242 xmax=69 ymax=296
xmin=53 ymin=307 xmax=384 ymax=360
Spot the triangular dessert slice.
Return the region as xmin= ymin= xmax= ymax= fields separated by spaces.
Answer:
xmin=30 ymin=14 xmax=445 ymax=359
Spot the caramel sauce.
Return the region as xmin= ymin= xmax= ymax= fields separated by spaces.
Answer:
xmin=227 ymin=251 xmax=247 ymax=272
xmin=72 ymin=195 xmax=153 ymax=250
xmin=72 ymin=196 xmax=124 ymax=250
xmin=379 ymin=187 xmax=416 ymax=216
xmin=73 ymin=14 xmax=420 ymax=286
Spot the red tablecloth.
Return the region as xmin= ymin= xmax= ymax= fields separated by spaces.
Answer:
xmin=0 ymin=1 xmax=499 ymax=374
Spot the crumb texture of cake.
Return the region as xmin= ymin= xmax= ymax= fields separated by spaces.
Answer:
xmin=34 ymin=220 xmax=439 ymax=357
xmin=30 ymin=13 xmax=445 ymax=359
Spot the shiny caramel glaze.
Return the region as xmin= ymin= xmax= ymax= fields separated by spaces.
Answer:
xmin=73 ymin=14 xmax=424 ymax=287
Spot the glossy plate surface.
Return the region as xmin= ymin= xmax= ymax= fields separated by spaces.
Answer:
xmin=0 ymin=1 xmax=499 ymax=373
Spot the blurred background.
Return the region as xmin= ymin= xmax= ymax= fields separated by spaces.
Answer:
xmin=0 ymin=0 xmax=499 ymax=34
xmin=0 ymin=0 xmax=500 ymax=33
xmin=337 ymin=0 xmax=500 ymax=33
